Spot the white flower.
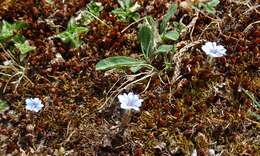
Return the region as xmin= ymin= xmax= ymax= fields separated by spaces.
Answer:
xmin=25 ymin=98 xmax=43 ymax=112
xmin=202 ymin=42 xmax=226 ymax=57
xmin=118 ymin=92 xmax=143 ymax=111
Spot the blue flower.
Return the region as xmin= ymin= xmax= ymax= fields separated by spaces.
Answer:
xmin=118 ymin=92 xmax=143 ymax=111
xmin=25 ymin=98 xmax=43 ymax=112
xmin=202 ymin=42 xmax=226 ymax=57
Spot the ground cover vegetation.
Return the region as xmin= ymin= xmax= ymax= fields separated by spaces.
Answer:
xmin=0 ymin=0 xmax=259 ymax=155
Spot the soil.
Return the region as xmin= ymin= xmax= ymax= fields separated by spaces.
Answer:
xmin=0 ymin=0 xmax=259 ymax=155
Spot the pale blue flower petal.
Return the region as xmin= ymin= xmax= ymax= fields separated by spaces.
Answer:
xmin=25 ymin=98 xmax=32 ymax=105
xmin=25 ymin=97 xmax=43 ymax=112
xmin=202 ymin=42 xmax=227 ymax=58
xmin=118 ymin=94 xmax=127 ymax=105
xmin=202 ymin=45 xmax=211 ymax=54
xmin=128 ymin=92 xmax=134 ymax=104
xmin=118 ymin=92 xmax=143 ymax=111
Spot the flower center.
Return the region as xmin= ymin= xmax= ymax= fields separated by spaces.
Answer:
xmin=32 ymin=102 xmax=37 ymax=108
xmin=210 ymin=49 xmax=218 ymax=54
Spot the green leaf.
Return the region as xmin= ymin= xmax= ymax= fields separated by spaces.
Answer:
xmin=0 ymin=20 xmax=27 ymax=43
xmin=0 ymin=99 xmax=9 ymax=113
xmin=87 ymin=1 xmax=103 ymax=16
xmin=204 ymin=5 xmax=215 ymax=14
xmin=173 ymin=21 xmax=186 ymax=33
xmin=156 ymin=44 xmax=173 ymax=53
xmin=207 ymin=0 xmax=220 ymax=7
xmin=56 ymin=31 xmax=72 ymax=43
xmin=73 ymin=26 xmax=89 ymax=34
xmin=112 ymin=8 xmax=128 ymax=21
xmin=68 ymin=17 xmax=77 ymax=30
xmin=145 ymin=16 xmax=161 ymax=46
xmin=15 ymin=40 xmax=36 ymax=55
xmin=12 ymin=34 xmax=26 ymax=43
xmin=129 ymin=12 xmax=140 ymax=21
xmin=0 ymin=21 xmax=14 ymax=42
xmin=117 ymin=0 xmax=126 ymax=9
xmin=75 ymin=1 xmax=103 ymax=26
xmin=197 ymin=0 xmax=219 ymax=14
xmin=117 ymin=0 xmax=132 ymax=9
xmin=139 ymin=25 xmax=154 ymax=58
xmin=12 ymin=21 xmax=27 ymax=30
xmin=164 ymin=31 xmax=179 ymax=41
xmin=96 ymin=56 xmax=145 ymax=71
xmin=55 ymin=17 xmax=88 ymax=48
xmin=160 ymin=4 xmax=177 ymax=34
xmin=113 ymin=0 xmax=140 ymax=22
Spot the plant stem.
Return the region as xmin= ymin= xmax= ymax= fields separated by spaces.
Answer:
xmin=207 ymin=56 xmax=214 ymax=67
xmin=120 ymin=110 xmax=132 ymax=128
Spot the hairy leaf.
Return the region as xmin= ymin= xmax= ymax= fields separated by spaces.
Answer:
xmin=96 ymin=56 xmax=145 ymax=71
xmin=160 ymin=4 xmax=177 ymax=34
xmin=156 ymin=44 xmax=174 ymax=53
xmin=164 ymin=31 xmax=180 ymax=41
xmin=139 ymin=25 xmax=153 ymax=58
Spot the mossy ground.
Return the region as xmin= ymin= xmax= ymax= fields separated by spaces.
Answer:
xmin=0 ymin=0 xmax=259 ymax=155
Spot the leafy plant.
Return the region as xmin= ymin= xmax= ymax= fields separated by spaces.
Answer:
xmin=138 ymin=4 xmax=184 ymax=65
xmin=0 ymin=20 xmax=35 ymax=60
xmin=54 ymin=17 xmax=89 ymax=48
xmin=112 ymin=0 xmax=141 ymax=22
xmin=96 ymin=4 xmax=184 ymax=72
xmin=193 ymin=0 xmax=220 ymax=14
xmin=0 ymin=20 xmax=27 ymax=43
xmin=14 ymin=40 xmax=36 ymax=55
xmin=87 ymin=1 xmax=103 ymax=16
xmin=75 ymin=1 xmax=104 ymax=26
xmin=54 ymin=1 xmax=104 ymax=48
xmin=159 ymin=4 xmax=186 ymax=43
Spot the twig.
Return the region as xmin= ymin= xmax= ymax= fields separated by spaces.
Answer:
xmin=86 ymin=10 xmax=111 ymax=28
xmin=0 ymin=44 xmax=34 ymax=92
xmin=121 ymin=17 xmax=145 ymax=33
xmin=243 ymin=20 xmax=260 ymax=34
xmin=188 ymin=12 xmax=199 ymax=42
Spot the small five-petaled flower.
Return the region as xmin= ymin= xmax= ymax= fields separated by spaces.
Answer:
xmin=118 ymin=92 xmax=143 ymax=111
xmin=25 ymin=98 xmax=43 ymax=112
xmin=202 ymin=42 xmax=226 ymax=57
